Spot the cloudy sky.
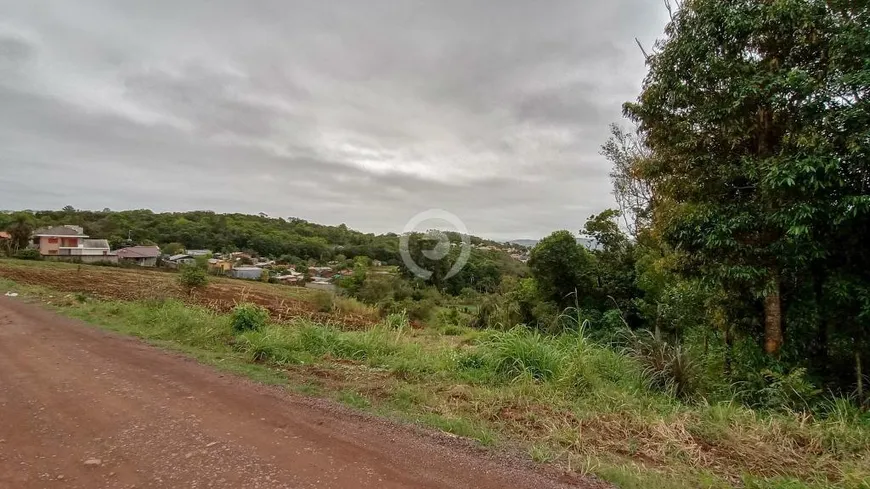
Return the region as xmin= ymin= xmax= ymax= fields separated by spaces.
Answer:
xmin=0 ymin=1 xmax=668 ymax=240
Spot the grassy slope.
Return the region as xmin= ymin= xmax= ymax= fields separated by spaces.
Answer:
xmin=0 ymin=271 xmax=867 ymax=489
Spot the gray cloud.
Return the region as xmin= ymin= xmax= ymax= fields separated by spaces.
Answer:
xmin=0 ymin=1 xmax=668 ymax=240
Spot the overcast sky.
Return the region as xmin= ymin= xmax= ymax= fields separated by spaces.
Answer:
xmin=0 ymin=1 xmax=668 ymax=240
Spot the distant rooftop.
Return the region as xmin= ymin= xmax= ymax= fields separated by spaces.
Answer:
xmin=117 ymin=246 xmax=160 ymax=258
xmin=33 ymin=225 xmax=87 ymax=237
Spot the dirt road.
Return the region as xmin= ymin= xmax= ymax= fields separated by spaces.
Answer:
xmin=0 ymin=298 xmax=594 ymax=489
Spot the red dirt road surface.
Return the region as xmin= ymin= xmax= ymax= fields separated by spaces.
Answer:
xmin=0 ymin=298 xmax=597 ymax=489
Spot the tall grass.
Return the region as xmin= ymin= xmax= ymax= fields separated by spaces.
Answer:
xmin=28 ymin=292 xmax=870 ymax=489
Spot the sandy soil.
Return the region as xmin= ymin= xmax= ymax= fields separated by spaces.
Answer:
xmin=0 ymin=297 xmax=602 ymax=489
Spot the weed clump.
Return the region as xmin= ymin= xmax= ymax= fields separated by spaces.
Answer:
xmin=479 ymin=327 xmax=564 ymax=382
xmin=312 ymin=291 xmax=334 ymax=312
xmin=231 ymin=303 xmax=269 ymax=333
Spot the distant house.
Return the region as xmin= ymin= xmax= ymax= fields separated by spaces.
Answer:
xmin=168 ymin=254 xmax=195 ymax=266
xmin=207 ymin=258 xmax=232 ymax=273
xmin=231 ymin=266 xmax=264 ymax=280
xmin=116 ymin=246 xmax=161 ymax=267
xmin=32 ymin=225 xmax=88 ymax=256
xmin=275 ymin=270 xmax=304 ymax=284
xmin=186 ymin=249 xmax=212 ymax=257
xmin=305 ymin=279 xmax=336 ymax=292
xmin=0 ymin=231 xmax=10 ymax=241
xmin=32 ymin=225 xmax=117 ymax=263
xmin=308 ymin=266 xmax=334 ymax=278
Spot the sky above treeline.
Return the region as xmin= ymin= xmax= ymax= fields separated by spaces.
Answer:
xmin=0 ymin=1 xmax=670 ymax=241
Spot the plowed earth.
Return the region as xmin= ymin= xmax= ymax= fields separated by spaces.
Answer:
xmin=0 ymin=263 xmax=377 ymax=328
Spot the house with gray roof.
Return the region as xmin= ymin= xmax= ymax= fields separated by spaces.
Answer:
xmin=116 ymin=246 xmax=161 ymax=267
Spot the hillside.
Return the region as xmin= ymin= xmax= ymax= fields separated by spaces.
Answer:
xmin=0 ymin=209 xmax=513 ymax=263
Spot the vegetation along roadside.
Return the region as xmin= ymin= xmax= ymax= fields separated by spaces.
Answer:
xmin=1 ymin=267 xmax=867 ymax=489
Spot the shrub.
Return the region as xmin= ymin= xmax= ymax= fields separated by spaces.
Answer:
xmin=236 ymin=328 xmax=301 ymax=364
xmin=757 ymin=368 xmax=822 ymax=412
xmin=436 ymin=307 xmax=461 ymax=327
xmin=383 ymin=311 xmax=409 ymax=330
xmin=356 ymin=275 xmax=401 ymax=304
xmin=378 ymin=298 xmax=436 ymax=323
xmin=12 ymin=248 xmax=41 ymax=260
xmin=730 ymin=340 xmax=822 ymax=411
xmin=333 ymin=295 xmax=377 ymax=316
xmin=177 ymin=265 xmax=208 ymax=293
xmin=312 ymin=291 xmax=334 ymax=312
xmin=624 ymin=329 xmax=700 ymax=400
xmin=406 ymin=298 xmax=436 ymax=322
xmin=231 ymin=303 xmax=269 ymax=333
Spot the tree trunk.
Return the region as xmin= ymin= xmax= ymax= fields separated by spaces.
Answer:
xmin=857 ymin=344 xmax=865 ymax=410
xmin=764 ymin=273 xmax=783 ymax=356
xmin=724 ymin=324 xmax=733 ymax=377
xmin=812 ymin=272 xmax=829 ymax=373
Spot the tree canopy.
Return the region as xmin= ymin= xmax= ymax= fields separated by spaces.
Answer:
xmin=623 ymin=0 xmax=869 ymax=395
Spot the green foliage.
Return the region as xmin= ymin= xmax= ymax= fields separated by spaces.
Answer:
xmin=312 ymin=291 xmax=334 ymax=312
xmin=757 ymin=368 xmax=823 ymax=413
xmin=624 ymin=330 xmax=700 ymax=400
xmin=480 ymin=327 xmax=564 ymax=382
xmin=5 ymin=212 xmax=34 ymax=252
xmin=528 ymin=230 xmax=596 ymax=308
xmin=336 ymin=261 xmax=368 ymax=295
xmin=398 ymin=231 xmax=527 ymax=294
xmin=230 ymin=303 xmax=269 ymax=333
xmin=0 ymin=209 xmax=402 ymax=264
xmin=9 ymin=274 xmax=868 ymax=489
xmin=379 ymin=297 xmax=437 ymax=322
xmin=583 ymin=209 xmax=626 ymax=253
xmin=623 ymin=0 xmax=870 ymax=393
xmin=177 ymin=264 xmax=208 ymax=292
xmin=383 ymin=311 xmax=410 ymax=330
xmin=337 ymin=390 xmax=371 ymax=410
xmin=12 ymin=248 xmax=41 ymax=260
xmin=161 ymin=242 xmax=184 ymax=255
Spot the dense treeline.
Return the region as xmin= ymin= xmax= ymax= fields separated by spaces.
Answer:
xmin=0 ymin=208 xmax=400 ymax=262
xmin=0 ymin=208 xmax=512 ymax=266
xmin=467 ymin=0 xmax=870 ymax=411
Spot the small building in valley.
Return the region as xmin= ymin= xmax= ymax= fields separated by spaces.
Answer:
xmin=207 ymin=258 xmax=233 ymax=273
xmin=168 ymin=254 xmax=195 ymax=267
xmin=186 ymin=249 xmax=212 ymax=257
xmin=230 ymin=266 xmax=264 ymax=280
xmin=116 ymin=246 xmax=161 ymax=267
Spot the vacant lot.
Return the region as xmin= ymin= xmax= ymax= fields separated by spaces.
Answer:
xmin=0 ymin=260 xmax=377 ymax=328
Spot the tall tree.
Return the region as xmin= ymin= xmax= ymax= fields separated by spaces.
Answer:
xmin=7 ymin=212 xmax=34 ymax=252
xmin=625 ymin=0 xmax=870 ymax=358
xmin=601 ymin=124 xmax=653 ymax=237
xmin=528 ymin=230 xmax=596 ymax=308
